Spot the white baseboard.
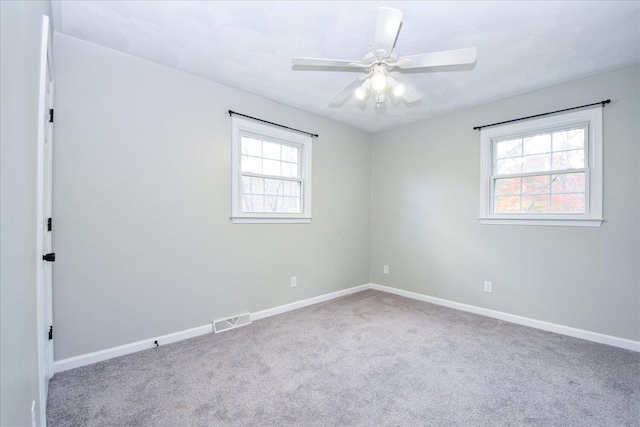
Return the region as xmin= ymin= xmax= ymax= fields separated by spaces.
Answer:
xmin=54 ymin=324 xmax=212 ymax=373
xmin=54 ymin=282 xmax=639 ymax=372
xmin=368 ymin=283 xmax=640 ymax=352
xmin=251 ymin=284 xmax=370 ymax=321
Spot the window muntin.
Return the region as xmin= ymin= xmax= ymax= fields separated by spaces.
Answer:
xmin=491 ymin=126 xmax=588 ymax=214
xmin=479 ymin=107 xmax=603 ymax=227
xmin=231 ymin=116 xmax=312 ymax=223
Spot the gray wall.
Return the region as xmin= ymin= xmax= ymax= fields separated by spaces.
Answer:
xmin=371 ymin=67 xmax=640 ymax=341
xmin=50 ymin=34 xmax=639 ymax=360
xmin=0 ymin=1 xmax=52 ymax=425
xmin=52 ymin=34 xmax=372 ymax=360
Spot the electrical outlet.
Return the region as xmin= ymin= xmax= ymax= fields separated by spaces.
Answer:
xmin=484 ymin=281 xmax=493 ymax=293
xmin=290 ymin=276 xmax=297 ymax=288
xmin=383 ymin=265 xmax=389 ymax=274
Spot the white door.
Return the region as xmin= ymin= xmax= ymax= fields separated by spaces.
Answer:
xmin=42 ymin=59 xmax=54 ymax=378
xmin=36 ymin=14 xmax=54 ymax=427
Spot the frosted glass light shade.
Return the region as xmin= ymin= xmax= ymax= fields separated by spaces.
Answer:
xmin=371 ymin=73 xmax=387 ymax=92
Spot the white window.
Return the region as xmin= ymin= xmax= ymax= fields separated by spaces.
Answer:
xmin=231 ymin=116 xmax=312 ymax=223
xmin=479 ymin=107 xmax=603 ymax=227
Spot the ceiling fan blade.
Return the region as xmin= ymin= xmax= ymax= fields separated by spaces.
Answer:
xmin=373 ymin=7 xmax=403 ymax=58
xmin=292 ymin=57 xmax=357 ymax=68
xmin=329 ymin=77 xmax=362 ymax=106
xmin=398 ymin=47 xmax=477 ymax=69
xmin=399 ymin=81 xmax=422 ymax=104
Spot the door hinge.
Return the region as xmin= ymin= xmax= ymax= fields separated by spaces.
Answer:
xmin=48 ymin=326 xmax=53 ymax=340
xmin=43 ymin=253 xmax=55 ymax=262
xmin=49 ymin=109 xmax=54 ymax=123
xmin=47 ymin=217 xmax=52 ymax=232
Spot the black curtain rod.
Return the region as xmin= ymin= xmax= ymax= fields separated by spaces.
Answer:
xmin=228 ymin=110 xmax=319 ymax=138
xmin=473 ymin=99 xmax=611 ymax=131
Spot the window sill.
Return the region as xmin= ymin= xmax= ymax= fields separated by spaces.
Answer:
xmin=479 ymin=217 xmax=603 ymax=227
xmin=230 ymin=216 xmax=312 ymax=224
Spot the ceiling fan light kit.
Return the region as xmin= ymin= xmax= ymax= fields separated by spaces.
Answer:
xmin=354 ymin=79 xmax=371 ymax=100
xmin=388 ymin=77 xmax=405 ymax=97
xmin=292 ymin=7 xmax=477 ymax=108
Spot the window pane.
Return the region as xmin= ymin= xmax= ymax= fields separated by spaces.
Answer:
xmin=263 ymin=159 xmax=281 ymax=176
xmin=281 ymin=161 xmax=298 ymax=178
xmin=553 ymin=128 xmax=584 ymax=151
xmin=522 ymin=153 xmax=551 ymax=173
xmin=523 ymin=134 xmax=551 ymax=155
xmin=241 ymin=155 xmax=262 ymax=174
xmin=262 ymin=141 xmax=281 ymax=160
xmin=242 ymin=176 xmax=265 ymax=195
xmin=242 ymin=195 xmax=264 ymax=213
xmin=241 ymin=137 xmax=262 ymax=156
xmin=551 ymin=193 xmax=585 ymax=213
xmin=250 ymin=177 xmax=264 ymax=194
xmin=495 ymin=139 xmax=522 ymax=159
xmin=283 ymin=180 xmax=301 ymax=197
xmin=282 ymin=197 xmax=301 ymax=213
xmin=282 ymin=145 xmax=299 ymax=162
xmin=552 ymin=149 xmax=584 ymax=170
xmin=522 ymin=195 xmax=550 ymax=213
xmin=522 ymin=175 xmax=550 ymax=194
xmin=494 ymin=177 xmax=520 ymax=196
xmin=495 ymin=195 xmax=521 ymax=213
xmin=552 ymin=173 xmax=585 ymax=193
xmin=264 ymin=196 xmax=282 ymax=213
xmin=495 ymin=157 xmax=522 ymax=175
xmin=264 ymin=178 xmax=283 ymax=195
xmin=242 ymin=176 xmax=251 ymax=194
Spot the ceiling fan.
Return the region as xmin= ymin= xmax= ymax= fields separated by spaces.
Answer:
xmin=291 ymin=7 xmax=477 ymax=107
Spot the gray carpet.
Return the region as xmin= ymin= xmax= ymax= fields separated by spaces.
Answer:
xmin=48 ymin=290 xmax=639 ymax=426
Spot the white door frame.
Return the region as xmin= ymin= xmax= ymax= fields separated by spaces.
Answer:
xmin=36 ymin=14 xmax=54 ymax=427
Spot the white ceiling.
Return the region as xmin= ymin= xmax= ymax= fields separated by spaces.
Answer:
xmin=51 ymin=1 xmax=640 ymax=133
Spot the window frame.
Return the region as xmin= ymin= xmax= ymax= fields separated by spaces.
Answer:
xmin=231 ymin=116 xmax=312 ymax=224
xmin=479 ymin=107 xmax=603 ymax=227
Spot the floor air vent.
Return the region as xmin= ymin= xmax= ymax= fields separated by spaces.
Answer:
xmin=213 ymin=313 xmax=251 ymax=333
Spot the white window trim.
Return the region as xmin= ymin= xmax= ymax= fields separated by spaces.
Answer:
xmin=479 ymin=107 xmax=603 ymax=227
xmin=231 ymin=116 xmax=312 ymax=224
